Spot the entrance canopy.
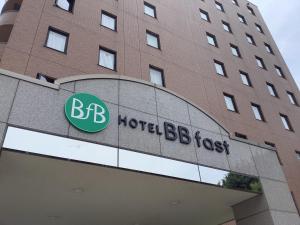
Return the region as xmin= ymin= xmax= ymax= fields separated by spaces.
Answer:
xmin=0 ymin=150 xmax=257 ymax=225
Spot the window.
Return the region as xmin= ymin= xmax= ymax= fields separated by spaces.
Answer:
xmin=238 ymin=14 xmax=247 ymax=24
xmin=224 ymin=93 xmax=238 ymax=112
xmin=230 ymin=44 xmax=241 ymax=57
xmin=215 ymin=1 xmax=224 ymax=12
xmin=240 ymin=71 xmax=251 ymax=86
xmin=149 ymin=66 xmax=165 ymax=86
xmin=266 ymin=82 xmax=279 ymax=97
xmin=45 ymin=27 xmax=69 ymax=53
xmin=251 ymin=103 xmax=265 ymax=121
xmin=232 ymin=0 xmax=239 ymax=6
xmin=36 ymin=73 xmax=55 ymax=84
xmin=246 ymin=33 xmax=256 ymax=45
xmin=200 ymin=9 xmax=210 ymax=22
xmin=280 ymin=114 xmax=293 ymax=131
xmin=255 ymin=56 xmax=267 ymax=69
xmin=296 ymin=151 xmax=300 ymax=160
xmin=222 ymin=21 xmax=232 ymax=33
xmin=214 ymin=60 xmax=227 ymax=76
xmin=55 ymin=0 xmax=74 ymax=12
xmin=146 ymin=30 xmax=160 ymax=49
xmin=247 ymin=6 xmax=255 ymax=15
xmin=255 ymin=23 xmax=264 ymax=33
xmin=235 ymin=132 xmax=247 ymax=139
xmin=265 ymin=141 xmax=276 ymax=148
xmin=287 ymin=91 xmax=298 ymax=106
xmin=144 ymin=2 xmax=156 ymax=18
xmin=264 ymin=43 xmax=274 ymax=54
xmin=275 ymin=65 xmax=285 ymax=78
xmin=206 ymin=32 xmax=218 ymax=47
xmin=101 ymin=11 xmax=117 ymax=31
xmin=99 ymin=47 xmax=116 ymax=71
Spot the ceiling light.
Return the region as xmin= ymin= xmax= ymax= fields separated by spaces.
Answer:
xmin=72 ymin=187 xmax=85 ymax=193
xmin=170 ymin=200 xmax=181 ymax=206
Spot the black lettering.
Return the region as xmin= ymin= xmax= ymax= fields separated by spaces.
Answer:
xmin=139 ymin=120 xmax=147 ymax=131
xmin=223 ymin=141 xmax=230 ymax=155
xmin=203 ymin=138 xmax=214 ymax=151
xmin=129 ymin=119 xmax=138 ymax=129
xmin=214 ymin=141 xmax=224 ymax=153
xmin=178 ymin=126 xmax=191 ymax=144
xmin=164 ymin=122 xmax=177 ymax=141
xmin=155 ymin=125 xmax=163 ymax=135
xmin=194 ymin=131 xmax=202 ymax=147
xmin=148 ymin=123 xmax=155 ymax=133
xmin=118 ymin=115 xmax=127 ymax=126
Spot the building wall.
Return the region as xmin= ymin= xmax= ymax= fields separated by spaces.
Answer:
xmin=0 ymin=0 xmax=300 ymax=212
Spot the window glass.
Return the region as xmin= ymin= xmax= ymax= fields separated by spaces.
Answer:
xmin=207 ymin=33 xmax=217 ymax=47
xmin=101 ymin=12 xmax=116 ymax=30
xmin=275 ymin=66 xmax=284 ymax=77
xmin=280 ymin=114 xmax=293 ymax=131
xmin=255 ymin=23 xmax=264 ymax=33
xmin=265 ymin=43 xmax=273 ymax=54
xmin=240 ymin=72 xmax=250 ymax=86
xmin=146 ymin=32 xmax=159 ymax=48
xmin=246 ymin=34 xmax=255 ymax=45
xmin=222 ymin=21 xmax=231 ymax=33
xmin=150 ymin=66 xmax=164 ymax=86
xmin=251 ymin=104 xmax=264 ymax=121
xmin=287 ymin=92 xmax=298 ymax=105
xmin=200 ymin=9 xmax=209 ymax=21
xmin=144 ymin=2 xmax=156 ymax=17
xmin=231 ymin=45 xmax=240 ymax=57
xmin=224 ymin=94 xmax=236 ymax=112
xmin=56 ymin=0 xmax=74 ymax=11
xmin=214 ymin=61 xmax=225 ymax=76
xmin=99 ymin=48 xmax=116 ymax=70
xmin=267 ymin=83 xmax=277 ymax=97
xmin=215 ymin=2 xmax=224 ymax=11
xmin=46 ymin=29 xmax=68 ymax=52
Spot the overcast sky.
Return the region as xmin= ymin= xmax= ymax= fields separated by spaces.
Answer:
xmin=0 ymin=0 xmax=299 ymax=89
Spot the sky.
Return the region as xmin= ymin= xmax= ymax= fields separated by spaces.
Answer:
xmin=0 ymin=0 xmax=299 ymax=89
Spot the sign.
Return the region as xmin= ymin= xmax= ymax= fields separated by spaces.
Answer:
xmin=118 ymin=115 xmax=230 ymax=155
xmin=65 ymin=93 xmax=110 ymax=133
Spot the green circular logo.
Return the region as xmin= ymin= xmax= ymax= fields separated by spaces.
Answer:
xmin=65 ymin=93 xmax=110 ymax=133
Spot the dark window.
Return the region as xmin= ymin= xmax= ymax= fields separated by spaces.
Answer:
xmin=222 ymin=21 xmax=232 ymax=33
xmin=230 ymin=44 xmax=241 ymax=57
xmin=275 ymin=65 xmax=285 ymax=78
xmin=235 ymin=132 xmax=247 ymax=139
xmin=99 ymin=46 xmax=117 ymax=71
xmin=144 ymin=2 xmax=156 ymax=18
xmin=296 ymin=151 xmax=300 ymax=160
xmin=287 ymin=91 xmax=298 ymax=106
xmin=224 ymin=93 xmax=238 ymax=112
xmin=214 ymin=60 xmax=227 ymax=77
xmin=55 ymin=0 xmax=75 ymax=12
xmin=238 ymin=13 xmax=247 ymax=24
xmin=246 ymin=33 xmax=256 ymax=45
xmin=247 ymin=6 xmax=255 ymax=15
xmin=265 ymin=141 xmax=276 ymax=148
xmin=240 ymin=71 xmax=252 ymax=86
xmin=255 ymin=23 xmax=264 ymax=33
xmin=146 ymin=30 xmax=161 ymax=49
xmin=266 ymin=82 xmax=279 ymax=98
xmin=149 ymin=65 xmax=165 ymax=87
xmin=101 ymin=11 xmax=117 ymax=31
xmin=215 ymin=1 xmax=224 ymax=12
xmin=45 ymin=27 xmax=69 ymax=53
xmin=251 ymin=103 xmax=265 ymax=121
xmin=264 ymin=43 xmax=274 ymax=54
xmin=255 ymin=56 xmax=267 ymax=70
xmin=232 ymin=0 xmax=239 ymax=6
xmin=200 ymin=9 xmax=210 ymax=22
xmin=280 ymin=114 xmax=294 ymax=131
xmin=206 ymin=32 xmax=218 ymax=47
xmin=36 ymin=73 xmax=55 ymax=84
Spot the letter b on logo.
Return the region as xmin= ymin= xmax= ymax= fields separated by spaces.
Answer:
xmin=65 ymin=93 xmax=110 ymax=133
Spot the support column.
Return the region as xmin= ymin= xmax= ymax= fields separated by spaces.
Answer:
xmin=233 ymin=145 xmax=300 ymax=225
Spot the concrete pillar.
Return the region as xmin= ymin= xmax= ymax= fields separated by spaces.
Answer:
xmin=233 ymin=145 xmax=300 ymax=225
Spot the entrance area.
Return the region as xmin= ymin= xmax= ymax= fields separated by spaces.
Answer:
xmin=0 ymin=149 xmax=258 ymax=225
